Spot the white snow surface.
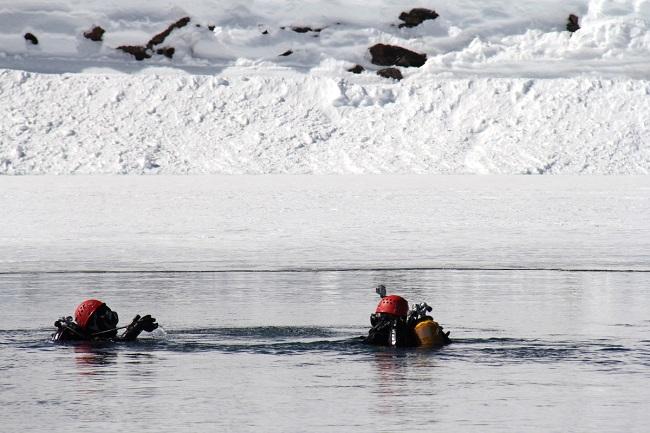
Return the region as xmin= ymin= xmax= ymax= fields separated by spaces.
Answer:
xmin=1 ymin=0 xmax=650 ymax=174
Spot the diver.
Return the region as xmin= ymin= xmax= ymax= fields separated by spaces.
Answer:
xmin=52 ymin=299 xmax=158 ymax=342
xmin=365 ymin=285 xmax=451 ymax=347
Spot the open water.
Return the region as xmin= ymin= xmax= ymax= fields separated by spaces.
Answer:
xmin=1 ymin=176 xmax=649 ymax=433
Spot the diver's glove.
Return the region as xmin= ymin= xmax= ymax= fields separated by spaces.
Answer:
xmin=137 ymin=315 xmax=158 ymax=332
xmin=127 ymin=314 xmax=158 ymax=333
xmin=122 ymin=314 xmax=158 ymax=341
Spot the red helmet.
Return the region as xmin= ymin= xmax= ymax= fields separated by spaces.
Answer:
xmin=75 ymin=299 xmax=105 ymax=329
xmin=375 ymin=295 xmax=409 ymax=317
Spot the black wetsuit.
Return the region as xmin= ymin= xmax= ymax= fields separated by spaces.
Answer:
xmin=51 ymin=316 xmax=154 ymax=342
xmin=51 ymin=318 xmax=95 ymax=341
xmin=365 ymin=314 xmax=419 ymax=347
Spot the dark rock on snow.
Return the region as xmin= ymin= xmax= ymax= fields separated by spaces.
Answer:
xmin=291 ymin=26 xmax=322 ymax=33
xmin=116 ymin=17 xmax=189 ymax=61
xmin=262 ymin=30 xmax=269 ymax=35
xmin=369 ymin=43 xmax=426 ymax=67
xmin=348 ymin=64 xmax=365 ymax=74
xmin=377 ymin=67 xmax=403 ymax=80
xmin=156 ymin=47 xmax=175 ymax=59
xmin=567 ymin=14 xmax=580 ymax=32
xmin=117 ymin=45 xmax=151 ymax=61
xmin=279 ymin=49 xmax=293 ymax=56
xmin=147 ymin=16 xmax=190 ymax=49
xmin=208 ymin=25 xmax=216 ymax=31
xmin=83 ymin=26 xmax=105 ymax=42
xmin=24 ymin=33 xmax=38 ymax=45
xmin=398 ymin=8 xmax=439 ymax=28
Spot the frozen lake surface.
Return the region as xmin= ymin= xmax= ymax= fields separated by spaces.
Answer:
xmin=1 ymin=175 xmax=649 ymax=432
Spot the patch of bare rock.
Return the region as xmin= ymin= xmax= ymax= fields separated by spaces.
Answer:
xmin=567 ymin=14 xmax=580 ymax=32
xmin=83 ymin=26 xmax=105 ymax=42
xmin=376 ymin=67 xmax=403 ymax=80
xmin=398 ymin=8 xmax=438 ymax=28
xmin=369 ymin=43 xmax=427 ymax=67
xmin=24 ymin=33 xmax=38 ymax=45
xmin=117 ymin=16 xmax=190 ymax=60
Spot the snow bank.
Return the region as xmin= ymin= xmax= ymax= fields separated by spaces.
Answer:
xmin=1 ymin=0 xmax=650 ymax=173
xmin=2 ymin=69 xmax=649 ymax=174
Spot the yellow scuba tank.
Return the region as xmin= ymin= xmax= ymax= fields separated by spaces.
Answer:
xmin=414 ymin=319 xmax=447 ymax=347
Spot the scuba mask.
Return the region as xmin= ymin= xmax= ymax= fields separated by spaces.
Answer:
xmin=88 ymin=306 xmax=119 ymax=332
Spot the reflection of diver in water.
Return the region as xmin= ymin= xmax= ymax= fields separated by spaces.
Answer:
xmin=365 ymin=285 xmax=451 ymax=348
xmin=52 ymin=299 xmax=158 ymax=342
xmin=73 ymin=343 xmax=119 ymax=374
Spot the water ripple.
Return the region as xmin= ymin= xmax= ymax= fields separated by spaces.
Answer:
xmin=1 ymin=327 xmax=647 ymax=370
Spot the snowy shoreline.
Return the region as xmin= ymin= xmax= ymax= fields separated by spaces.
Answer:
xmin=2 ymin=0 xmax=650 ymax=174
